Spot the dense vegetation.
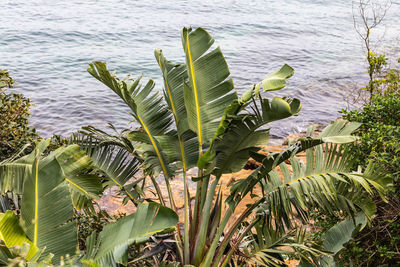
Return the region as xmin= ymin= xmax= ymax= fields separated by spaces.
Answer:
xmin=327 ymin=55 xmax=400 ymax=266
xmin=0 ymin=26 xmax=398 ymax=267
xmin=0 ymin=69 xmax=38 ymax=161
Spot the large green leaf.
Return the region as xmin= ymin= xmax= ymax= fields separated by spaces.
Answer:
xmin=154 ymin=49 xmax=199 ymax=171
xmin=181 ymin=27 xmax=238 ymax=150
xmin=205 ymin=96 xmax=301 ymax=177
xmin=323 ymin=212 xmax=367 ymax=254
xmin=0 ymin=211 xmax=39 ymax=260
xmin=53 ymin=144 xmax=104 ymax=210
xmin=91 ymin=203 xmax=178 ymax=265
xmin=155 ymin=49 xmax=188 ymax=134
xmin=253 ymin=64 xmax=294 ymax=94
xmin=0 ymin=141 xmax=103 ymax=211
xmin=19 ymin=147 xmax=77 ymax=263
xmin=67 ymin=174 xmax=103 ymax=210
xmin=88 ymin=62 xmax=173 ymax=179
xmin=0 ymin=140 xmax=50 ymax=194
xmin=319 ymin=212 xmax=367 ymax=266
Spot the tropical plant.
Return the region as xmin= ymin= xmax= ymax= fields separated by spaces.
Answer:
xmin=0 ymin=140 xmax=178 ymax=265
xmin=80 ymin=27 xmax=387 ymax=266
xmin=0 ymin=141 xmax=89 ymax=263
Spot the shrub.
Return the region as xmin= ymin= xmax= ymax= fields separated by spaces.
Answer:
xmin=341 ymin=93 xmax=400 ymax=182
xmin=332 ymin=93 xmax=400 ymax=266
xmin=0 ymin=69 xmax=38 ymax=160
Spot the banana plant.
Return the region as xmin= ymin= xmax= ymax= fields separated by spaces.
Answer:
xmin=0 ymin=141 xmax=178 ymax=265
xmin=84 ymin=27 xmax=387 ymax=266
xmin=0 ymin=141 xmax=85 ymax=263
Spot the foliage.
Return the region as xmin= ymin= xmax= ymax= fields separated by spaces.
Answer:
xmin=229 ymin=218 xmax=323 ymax=266
xmin=341 ymin=93 xmax=400 ymax=182
xmin=73 ymin=209 xmax=125 ymax=251
xmin=0 ymin=27 xmax=390 ymax=266
xmin=320 ymin=212 xmax=367 ymax=266
xmin=0 ymin=141 xmax=92 ymax=263
xmin=0 ymin=141 xmax=178 ymax=265
xmin=364 ymin=54 xmax=400 ymax=96
xmin=79 ymin=27 xmax=387 ymax=266
xmin=339 ymin=196 xmax=400 ymax=266
xmin=0 ymin=69 xmax=15 ymax=89
xmin=84 ymin=202 xmax=179 ymax=266
xmin=0 ymin=73 xmax=38 ymax=160
xmin=332 ymin=52 xmax=400 ymax=266
xmin=352 ymin=0 xmax=396 ymax=101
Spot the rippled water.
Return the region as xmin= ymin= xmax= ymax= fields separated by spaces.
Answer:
xmin=1 ymin=0 xmax=399 ymax=140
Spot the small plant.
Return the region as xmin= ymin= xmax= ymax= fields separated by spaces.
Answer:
xmin=0 ymin=69 xmax=15 ymax=89
xmin=364 ymin=54 xmax=400 ymax=97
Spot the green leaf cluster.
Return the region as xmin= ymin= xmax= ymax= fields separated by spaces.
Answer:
xmin=341 ymin=93 xmax=400 ymax=182
xmin=0 ymin=89 xmax=38 ymax=161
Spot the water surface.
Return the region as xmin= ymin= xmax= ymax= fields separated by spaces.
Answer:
xmin=1 ymin=0 xmax=399 ymax=140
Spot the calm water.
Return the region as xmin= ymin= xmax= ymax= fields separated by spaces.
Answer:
xmin=1 ymin=0 xmax=399 ymax=140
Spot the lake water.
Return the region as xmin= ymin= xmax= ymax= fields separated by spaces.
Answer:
xmin=1 ymin=0 xmax=399 ymax=141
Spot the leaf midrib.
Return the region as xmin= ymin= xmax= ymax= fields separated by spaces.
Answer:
xmin=186 ymin=32 xmax=203 ymax=151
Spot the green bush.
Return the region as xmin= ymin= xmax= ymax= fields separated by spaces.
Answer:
xmin=341 ymin=93 xmax=400 ymax=182
xmin=0 ymin=69 xmax=38 ymax=161
xmin=331 ymin=93 xmax=400 ymax=266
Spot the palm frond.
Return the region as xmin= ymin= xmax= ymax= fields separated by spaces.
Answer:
xmin=88 ymin=62 xmax=175 ymax=179
xmin=244 ymin=223 xmax=322 ymax=267
xmin=76 ymin=124 xmax=134 ymax=153
xmin=227 ymin=120 xmax=362 ymax=206
xmin=154 ymin=49 xmax=199 ymax=171
xmin=259 ymin=143 xmax=384 ymax=229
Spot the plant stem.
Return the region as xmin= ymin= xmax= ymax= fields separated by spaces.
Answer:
xmin=192 ymin=178 xmax=218 ymax=265
xmin=220 ymin=218 xmax=260 ymax=267
xmin=190 ymin=170 xmax=207 ymax=242
xmin=150 ymin=176 xmax=165 ymax=206
xmin=191 ymin=178 xmax=202 ymax=244
xmin=183 ymin=170 xmax=190 ymax=264
xmin=212 ymin=198 xmax=264 ymax=266
xmin=199 ymin=175 xmax=210 ymax=212
xmin=201 ymin=206 xmax=234 ymax=267
xmin=164 ymin=177 xmax=177 ymax=211
xmin=175 ymin=224 xmax=184 ymax=265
